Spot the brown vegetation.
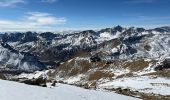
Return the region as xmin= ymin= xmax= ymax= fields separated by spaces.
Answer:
xmin=123 ymin=59 xmax=155 ymax=72
xmin=88 ymin=71 xmax=114 ymax=81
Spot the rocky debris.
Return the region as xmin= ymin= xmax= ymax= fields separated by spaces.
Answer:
xmin=19 ymin=77 xmax=47 ymax=87
xmin=18 ymin=71 xmax=49 ymax=87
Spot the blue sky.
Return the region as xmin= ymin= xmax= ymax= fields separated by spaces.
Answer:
xmin=0 ymin=0 xmax=170 ymax=31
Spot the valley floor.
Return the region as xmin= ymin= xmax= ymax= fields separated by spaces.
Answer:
xmin=0 ymin=79 xmax=139 ymax=100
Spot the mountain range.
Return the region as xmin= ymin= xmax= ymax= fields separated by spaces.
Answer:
xmin=0 ymin=26 xmax=170 ymax=99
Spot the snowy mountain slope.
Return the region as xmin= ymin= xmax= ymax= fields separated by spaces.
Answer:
xmin=1 ymin=26 xmax=170 ymax=99
xmin=0 ymin=42 xmax=46 ymax=73
xmin=0 ymin=79 xmax=139 ymax=100
xmin=1 ymin=26 xmax=170 ymax=62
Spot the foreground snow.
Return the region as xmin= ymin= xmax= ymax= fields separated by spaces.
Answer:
xmin=99 ymin=76 xmax=170 ymax=95
xmin=0 ymin=80 xmax=139 ymax=100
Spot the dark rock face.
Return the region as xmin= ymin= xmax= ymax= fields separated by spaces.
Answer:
xmin=136 ymin=28 xmax=145 ymax=33
xmin=99 ymin=28 xmax=117 ymax=35
xmin=153 ymin=27 xmax=170 ymax=33
xmin=1 ymin=42 xmax=19 ymax=54
xmin=125 ymin=46 xmax=137 ymax=55
xmin=21 ymin=31 xmax=38 ymax=43
xmin=1 ymin=32 xmax=38 ymax=43
xmin=0 ymin=73 xmax=6 ymax=80
xmin=19 ymin=77 xmax=47 ymax=87
xmin=90 ymin=55 xmax=101 ymax=62
xmin=114 ymin=25 xmax=123 ymax=32
xmin=39 ymin=32 xmax=57 ymax=40
xmin=155 ymin=58 xmax=170 ymax=71
xmin=81 ymin=30 xmax=99 ymax=37
xmin=1 ymin=33 xmax=23 ymax=42
xmin=163 ymin=59 xmax=170 ymax=68
xmin=98 ymin=26 xmax=123 ymax=35
xmin=20 ymin=52 xmax=47 ymax=71
xmin=123 ymin=35 xmax=144 ymax=44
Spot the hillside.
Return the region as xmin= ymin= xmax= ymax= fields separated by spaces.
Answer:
xmin=0 ymin=26 xmax=170 ymax=99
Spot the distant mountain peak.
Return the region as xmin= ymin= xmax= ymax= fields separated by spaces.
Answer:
xmin=113 ymin=25 xmax=124 ymax=32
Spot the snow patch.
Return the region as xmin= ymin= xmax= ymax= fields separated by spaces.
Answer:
xmin=99 ymin=76 xmax=170 ymax=95
xmin=0 ymin=79 xmax=139 ymax=100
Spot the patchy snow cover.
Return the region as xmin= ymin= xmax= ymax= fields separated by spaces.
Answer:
xmin=63 ymin=74 xmax=85 ymax=84
xmin=0 ymin=43 xmax=46 ymax=72
xmin=110 ymin=47 xmax=119 ymax=53
xmin=100 ymin=32 xmax=113 ymax=39
xmin=0 ymin=79 xmax=139 ymax=100
xmin=18 ymin=70 xmax=49 ymax=79
xmin=110 ymin=67 xmax=130 ymax=76
xmin=97 ymin=31 xmax=121 ymax=43
xmin=99 ymin=76 xmax=170 ymax=95
xmin=148 ymin=34 xmax=170 ymax=59
xmin=102 ymin=67 xmax=130 ymax=77
xmin=141 ymin=31 xmax=150 ymax=35
xmin=133 ymin=63 xmax=156 ymax=76
xmin=0 ymin=48 xmax=23 ymax=68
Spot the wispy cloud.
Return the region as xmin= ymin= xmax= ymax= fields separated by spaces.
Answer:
xmin=27 ymin=12 xmax=66 ymax=25
xmin=41 ymin=0 xmax=57 ymax=3
xmin=0 ymin=0 xmax=26 ymax=7
xmin=125 ymin=0 xmax=157 ymax=4
xmin=0 ymin=12 xmax=67 ymax=31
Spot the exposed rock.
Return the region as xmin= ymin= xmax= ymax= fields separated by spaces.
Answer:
xmin=155 ymin=58 xmax=170 ymax=71
xmin=0 ymin=42 xmax=47 ymax=73
xmin=90 ymin=55 xmax=101 ymax=62
xmin=19 ymin=77 xmax=47 ymax=87
xmin=0 ymin=73 xmax=6 ymax=80
xmin=18 ymin=71 xmax=48 ymax=87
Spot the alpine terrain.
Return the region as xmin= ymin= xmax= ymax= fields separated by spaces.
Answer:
xmin=0 ymin=26 xmax=170 ymax=100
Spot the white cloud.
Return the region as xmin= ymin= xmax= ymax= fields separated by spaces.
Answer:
xmin=27 ymin=12 xmax=66 ymax=25
xmin=0 ymin=0 xmax=25 ymax=7
xmin=41 ymin=0 xmax=57 ymax=3
xmin=0 ymin=12 xmax=67 ymax=31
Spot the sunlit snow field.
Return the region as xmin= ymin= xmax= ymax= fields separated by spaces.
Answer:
xmin=0 ymin=79 xmax=140 ymax=100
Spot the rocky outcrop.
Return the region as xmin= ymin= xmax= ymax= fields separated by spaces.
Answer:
xmin=90 ymin=55 xmax=101 ymax=62
xmin=17 ymin=71 xmax=49 ymax=87
xmin=19 ymin=77 xmax=47 ymax=87
xmin=155 ymin=58 xmax=170 ymax=71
